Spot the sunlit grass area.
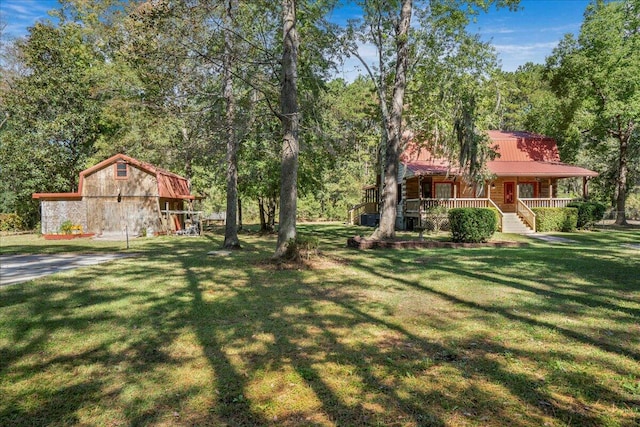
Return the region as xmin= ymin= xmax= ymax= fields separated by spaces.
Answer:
xmin=1 ymin=224 xmax=639 ymax=426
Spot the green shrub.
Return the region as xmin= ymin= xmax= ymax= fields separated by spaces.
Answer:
xmin=532 ymin=207 xmax=578 ymax=232
xmin=448 ymin=208 xmax=497 ymax=243
xmin=627 ymin=190 xmax=640 ymax=220
xmin=0 ymin=213 xmax=25 ymax=231
xmin=566 ymin=201 xmax=607 ymax=229
xmin=285 ymin=234 xmax=320 ymax=260
xmin=59 ymin=220 xmax=74 ymax=235
xmin=490 ymin=208 xmax=502 ymax=231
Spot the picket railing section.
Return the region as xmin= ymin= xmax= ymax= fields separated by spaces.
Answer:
xmin=520 ymin=198 xmax=575 ymax=208
xmin=516 ymin=200 xmax=536 ymax=231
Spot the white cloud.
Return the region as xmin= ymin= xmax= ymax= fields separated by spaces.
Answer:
xmin=1 ymin=0 xmax=58 ymax=38
xmin=494 ymin=41 xmax=559 ymax=71
xmin=494 ymin=41 xmax=559 ymax=55
xmin=4 ymin=4 xmax=32 ymax=16
xmin=539 ymin=22 xmax=581 ymax=34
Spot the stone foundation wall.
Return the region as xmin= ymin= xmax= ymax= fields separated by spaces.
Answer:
xmin=40 ymin=200 xmax=87 ymax=234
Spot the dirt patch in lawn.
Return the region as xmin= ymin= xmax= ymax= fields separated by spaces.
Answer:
xmin=257 ymin=253 xmax=346 ymax=271
xmin=347 ymin=236 xmax=526 ymax=250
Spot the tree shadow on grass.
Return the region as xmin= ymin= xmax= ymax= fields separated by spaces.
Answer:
xmin=2 ymin=227 xmax=638 ymax=426
xmin=0 ymin=251 xmax=208 ymax=426
xmin=178 ymin=227 xmax=638 ymax=425
xmin=342 ymin=244 xmax=639 ymax=426
xmin=174 ymin=248 xmax=453 ymax=426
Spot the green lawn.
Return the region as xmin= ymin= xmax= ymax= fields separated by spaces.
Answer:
xmin=1 ymin=225 xmax=639 ymax=426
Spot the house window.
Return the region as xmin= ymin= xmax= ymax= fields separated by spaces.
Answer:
xmin=435 ymin=183 xmax=453 ymax=199
xmin=397 ymin=184 xmax=402 ymax=204
xmin=518 ymin=182 xmax=537 ymax=198
xmin=115 ymin=162 xmax=128 ymax=179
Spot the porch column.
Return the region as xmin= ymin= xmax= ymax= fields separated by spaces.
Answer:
xmin=418 ymin=176 xmax=423 ymax=228
xmin=583 ymin=177 xmax=589 ymax=200
xmin=487 ymin=180 xmax=491 ymax=199
xmin=549 ymin=179 xmax=553 ymax=200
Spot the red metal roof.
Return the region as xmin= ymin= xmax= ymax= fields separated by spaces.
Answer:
xmin=33 ymin=154 xmax=193 ymax=200
xmin=487 ymin=161 xmax=598 ymax=177
xmin=486 ymin=130 xmax=560 ymax=162
xmin=403 ymin=161 xmax=462 ymax=176
xmin=403 ymin=131 xmax=597 ymax=178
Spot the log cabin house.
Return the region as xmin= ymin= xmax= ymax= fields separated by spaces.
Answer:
xmin=350 ymin=130 xmax=599 ymax=233
xmin=33 ymin=154 xmax=198 ymax=236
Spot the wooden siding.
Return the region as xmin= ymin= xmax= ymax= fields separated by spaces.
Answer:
xmin=81 ymin=164 xmax=162 ymax=235
xmin=82 ymin=164 xmax=158 ymax=198
xmin=406 ymin=177 xmax=420 ymax=199
xmin=85 ymin=197 xmax=161 ymax=235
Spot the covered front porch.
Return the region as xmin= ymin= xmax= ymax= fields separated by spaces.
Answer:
xmin=402 ymin=175 xmax=592 ymax=232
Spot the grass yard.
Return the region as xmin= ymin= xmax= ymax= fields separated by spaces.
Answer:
xmin=0 ymin=224 xmax=639 ymax=426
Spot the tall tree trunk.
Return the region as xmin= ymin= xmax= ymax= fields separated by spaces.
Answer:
xmin=274 ymin=0 xmax=300 ymax=257
xmin=258 ymin=197 xmax=267 ymax=232
xmin=181 ymin=127 xmax=192 ymax=179
xmin=237 ymin=196 xmax=243 ymax=231
xmin=223 ymin=0 xmax=241 ymax=249
xmin=268 ymin=196 xmax=277 ymax=231
xmin=614 ymin=134 xmax=629 ymax=225
xmin=373 ymin=0 xmax=412 ymax=240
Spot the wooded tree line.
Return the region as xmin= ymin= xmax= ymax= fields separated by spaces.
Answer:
xmin=1 ymin=0 xmax=638 ymax=251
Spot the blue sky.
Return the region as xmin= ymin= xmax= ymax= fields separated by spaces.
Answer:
xmin=468 ymin=0 xmax=591 ymax=71
xmin=1 ymin=0 xmax=59 ymax=38
xmin=2 ymin=0 xmax=591 ymax=75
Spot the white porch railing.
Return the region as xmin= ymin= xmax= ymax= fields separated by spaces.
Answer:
xmin=516 ymin=200 xmax=536 ymax=231
xmin=405 ymin=198 xmax=494 ymax=214
xmin=405 ymin=198 xmax=505 ymax=232
xmin=520 ymin=198 xmax=576 ymax=208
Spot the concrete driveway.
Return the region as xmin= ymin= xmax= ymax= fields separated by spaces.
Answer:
xmin=0 ymin=253 xmax=135 ymax=286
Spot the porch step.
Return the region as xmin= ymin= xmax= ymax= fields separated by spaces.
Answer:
xmin=501 ymin=213 xmax=534 ymax=234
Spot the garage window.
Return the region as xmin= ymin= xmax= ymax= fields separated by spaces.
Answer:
xmin=115 ymin=162 xmax=128 ymax=179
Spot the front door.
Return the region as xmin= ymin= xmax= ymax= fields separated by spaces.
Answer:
xmin=504 ymin=182 xmax=515 ymax=205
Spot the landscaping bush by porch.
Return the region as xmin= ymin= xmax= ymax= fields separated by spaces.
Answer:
xmin=532 ymin=207 xmax=578 ymax=232
xmin=567 ymin=201 xmax=607 ymax=229
xmin=449 ymin=207 xmax=497 ymax=242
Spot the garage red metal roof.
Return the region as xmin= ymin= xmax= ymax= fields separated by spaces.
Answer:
xmin=33 ymin=154 xmax=194 ymax=200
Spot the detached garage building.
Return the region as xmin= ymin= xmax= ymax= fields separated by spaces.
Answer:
xmin=33 ymin=154 xmax=196 ymax=236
